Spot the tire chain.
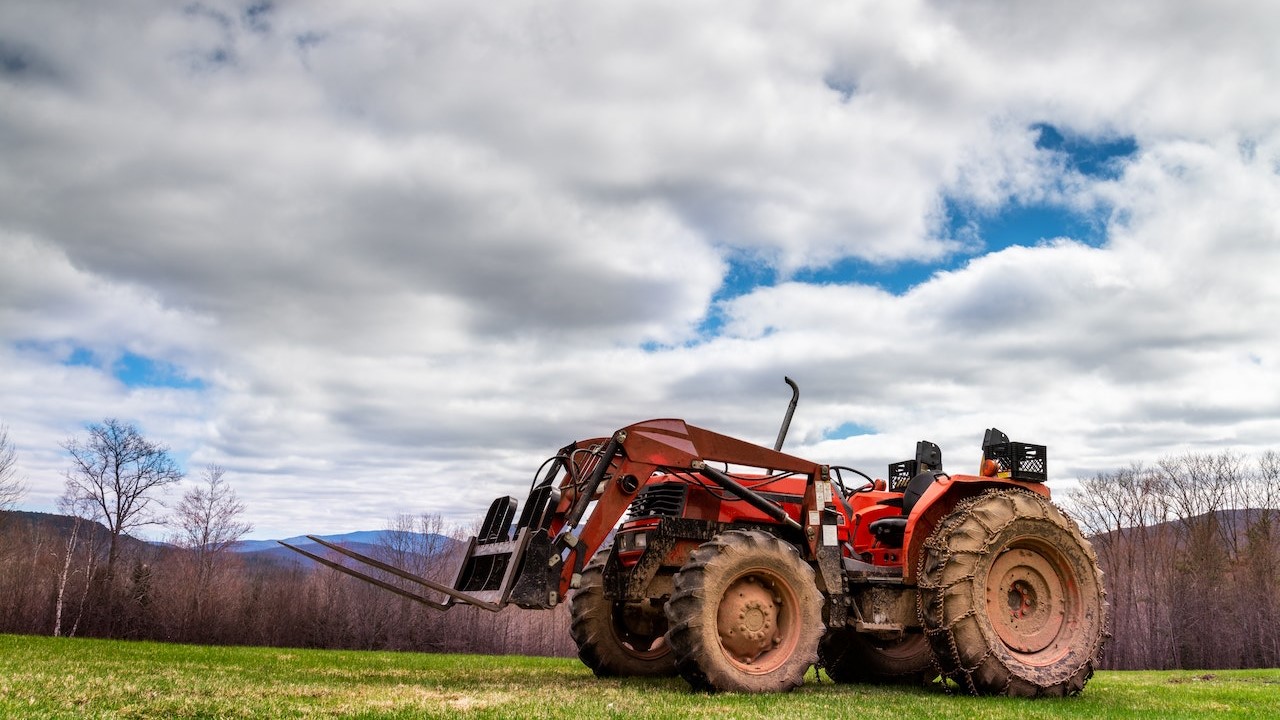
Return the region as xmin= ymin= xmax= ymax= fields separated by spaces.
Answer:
xmin=915 ymin=488 xmax=1108 ymax=697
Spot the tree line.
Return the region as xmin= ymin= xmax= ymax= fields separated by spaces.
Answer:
xmin=0 ymin=419 xmax=574 ymax=657
xmin=1067 ymin=450 xmax=1280 ymax=670
xmin=0 ymin=506 xmax=574 ymax=656
xmin=2 ymin=419 xmax=1278 ymax=669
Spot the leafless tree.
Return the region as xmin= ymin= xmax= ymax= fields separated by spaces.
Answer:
xmin=1069 ymin=463 xmax=1178 ymax=669
xmin=172 ymin=464 xmax=253 ymax=638
xmin=174 ymin=465 xmax=253 ymax=557
xmin=62 ymin=418 xmax=183 ymax=587
xmin=372 ymin=513 xmax=457 ymax=650
xmin=1071 ymin=450 xmax=1280 ymax=670
xmin=51 ymin=490 xmax=102 ymax=638
xmin=0 ymin=423 xmax=25 ymax=513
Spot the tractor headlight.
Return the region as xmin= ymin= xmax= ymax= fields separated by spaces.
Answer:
xmin=621 ymin=531 xmax=648 ymax=551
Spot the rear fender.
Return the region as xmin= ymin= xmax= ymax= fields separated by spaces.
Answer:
xmin=900 ymin=474 xmax=1050 ymax=584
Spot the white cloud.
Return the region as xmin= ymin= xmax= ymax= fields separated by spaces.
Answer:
xmin=1 ymin=0 xmax=1278 ymax=536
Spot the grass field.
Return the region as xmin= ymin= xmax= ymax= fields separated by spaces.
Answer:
xmin=2 ymin=634 xmax=1278 ymax=719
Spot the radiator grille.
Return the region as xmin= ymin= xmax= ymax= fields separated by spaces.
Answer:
xmin=627 ymin=482 xmax=687 ymax=519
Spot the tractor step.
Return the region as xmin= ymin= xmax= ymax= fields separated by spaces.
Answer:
xmin=853 ymin=621 xmax=906 ymax=639
xmin=842 ymin=556 xmax=905 ymax=585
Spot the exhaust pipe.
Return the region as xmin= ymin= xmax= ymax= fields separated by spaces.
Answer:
xmin=773 ymin=376 xmax=799 ymax=451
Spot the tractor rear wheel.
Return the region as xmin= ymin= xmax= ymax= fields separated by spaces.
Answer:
xmin=570 ymin=544 xmax=675 ymax=677
xmin=664 ymin=530 xmax=823 ymax=693
xmin=917 ymin=489 xmax=1108 ymax=697
xmin=820 ymin=628 xmax=934 ymax=685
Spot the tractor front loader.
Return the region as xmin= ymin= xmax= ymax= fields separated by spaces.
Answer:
xmin=284 ymin=380 xmax=1107 ymax=696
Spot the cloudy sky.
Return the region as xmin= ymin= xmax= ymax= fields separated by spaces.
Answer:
xmin=2 ymin=1 xmax=1278 ymax=539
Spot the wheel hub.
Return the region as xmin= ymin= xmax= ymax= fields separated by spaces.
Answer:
xmin=987 ymin=547 xmax=1066 ymax=655
xmin=717 ymin=575 xmax=782 ymax=664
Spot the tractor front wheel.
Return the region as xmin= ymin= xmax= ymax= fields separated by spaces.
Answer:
xmin=569 ymin=544 xmax=675 ymax=677
xmin=664 ymin=530 xmax=823 ymax=693
xmin=917 ymin=489 xmax=1108 ymax=697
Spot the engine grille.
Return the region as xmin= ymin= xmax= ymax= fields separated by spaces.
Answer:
xmin=627 ymin=481 xmax=687 ymax=519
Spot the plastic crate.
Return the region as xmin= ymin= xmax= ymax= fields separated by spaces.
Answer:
xmin=983 ymin=442 xmax=1047 ymax=483
xmin=888 ymin=460 xmax=917 ymax=491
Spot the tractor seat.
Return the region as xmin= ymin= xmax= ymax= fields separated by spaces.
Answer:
xmin=867 ymin=469 xmax=943 ymax=547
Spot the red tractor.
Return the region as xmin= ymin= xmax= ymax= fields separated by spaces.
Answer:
xmin=285 ymin=380 xmax=1107 ymax=696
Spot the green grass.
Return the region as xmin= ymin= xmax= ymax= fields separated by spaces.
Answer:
xmin=1 ymin=634 xmax=1278 ymax=719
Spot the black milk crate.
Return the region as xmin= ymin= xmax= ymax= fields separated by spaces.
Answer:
xmin=984 ymin=442 xmax=1047 ymax=483
xmin=888 ymin=460 xmax=917 ymax=491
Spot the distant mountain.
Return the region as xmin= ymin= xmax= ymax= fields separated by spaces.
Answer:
xmin=228 ymin=538 xmax=288 ymax=553
xmin=232 ymin=529 xmax=423 ymax=553
xmin=0 ymin=510 xmax=154 ymax=553
xmin=1091 ymin=507 xmax=1278 ymax=543
xmin=232 ymin=529 xmax=458 ymax=566
xmin=0 ymin=511 xmax=456 ymax=566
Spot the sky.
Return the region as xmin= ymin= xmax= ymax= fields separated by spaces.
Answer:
xmin=2 ymin=1 xmax=1278 ymax=540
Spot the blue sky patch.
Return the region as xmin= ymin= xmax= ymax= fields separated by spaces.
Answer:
xmin=977 ymin=202 xmax=1103 ymax=247
xmin=691 ymin=251 xmax=948 ymax=340
xmin=823 ymin=421 xmax=875 ymax=440
xmin=26 ymin=341 xmax=206 ymax=390
xmin=794 ymin=257 xmax=939 ymax=295
xmin=938 ymin=124 xmax=1133 ymax=256
xmin=705 ymin=252 xmax=940 ymax=318
xmin=1033 ymin=123 xmax=1138 ymax=180
xmin=720 ymin=254 xmax=777 ymax=299
xmin=946 ymin=197 xmax=1105 ymax=250
xmin=65 ymin=346 xmax=97 ymax=368
xmin=113 ymin=352 xmax=206 ymax=390
xmin=693 ymin=255 xmax=776 ymax=337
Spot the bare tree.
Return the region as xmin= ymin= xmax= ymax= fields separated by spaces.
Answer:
xmin=51 ymin=515 xmax=84 ymax=638
xmin=62 ymin=418 xmax=184 ymax=587
xmin=0 ymin=423 xmax=25 ymax=513
xmin=1071 ymin=462 xmax=1185 ymax=669
xmin=1239 ymin=451 xmax=1280 ymax=667
xmin=174 ymin=465 xmax=252 ymax=556
xmin=1086 ymin=450 xmax=1280 ymax=669
xmin=375 ymin=513 xmax=455 ymax=651
xmin=51 ymin=491 xmax=101 ymax=637
xmin=172 ymin=465 xmax=252 ymax=637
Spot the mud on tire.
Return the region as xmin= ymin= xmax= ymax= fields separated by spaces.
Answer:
xmin=664 ymin=529 xmax=823 ymax=693
xmin=569 ymin=543 xmax=676 ymax=677
xmin=917 ymin=489 xmax=1108 ymax=697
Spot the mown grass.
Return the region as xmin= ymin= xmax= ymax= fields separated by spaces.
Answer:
xmin=1 ymin=634 xmax=1278 ymax=719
